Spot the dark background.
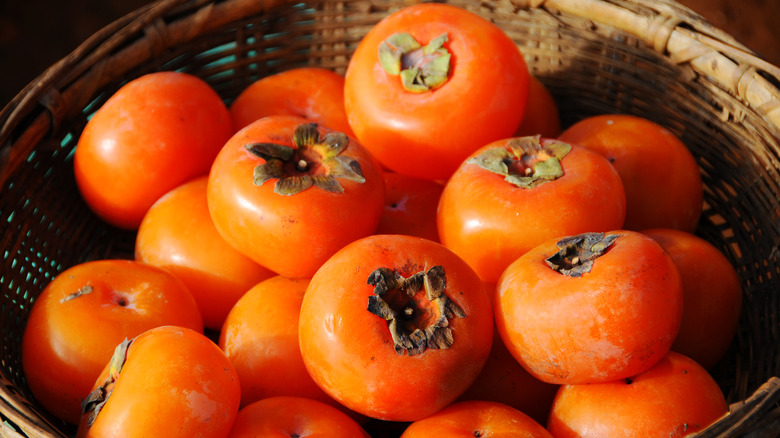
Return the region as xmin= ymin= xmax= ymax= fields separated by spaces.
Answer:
xmin=1 ymin=0 xmax=779 ymax=108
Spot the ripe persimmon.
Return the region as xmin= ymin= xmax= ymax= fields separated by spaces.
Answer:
xmin=344 ymin=2 xmax=530 ymax=181
xmin=230 ymin=67 xmax=354 ymax=137
xmin=458 ymin=327 xmax=559 ymax=426
xmin=438 ymin=136 xmax=626 ymax=283
xmin=22 ymin=259 xmax=203 ymax=424
xmin=220 ymin=275 xmax=362 ymax=423
xmin=401 ymin=400 xmax=553 ymax=438
xmin=298 ymin=234 xmax=494 ymax=422
xmin=135 ymin=176 xmax=275 ymax=330
xmin=227 ymin=396 xmax=369 ymax=438
xmin=643 ymin=228 xmax=742 ymax=369
xmin=547 ymin=351 xmax=728 ymax=437
xmin=495 ymin=230 xmax=683 ymax=385
xmin=74 ymin=71 xmax=232 ymax=229
xmin=558 ymin=114 xmax=703 ymax=232
xmin=76 ymin=326 xmax=240 ymax=438
xmin=207 ymin=115 xmax=385 ymax=278
xmin=376 ymin=171 xmax=443 ymax=242
xmin=515 ymin=75 xmax=561 ymax=139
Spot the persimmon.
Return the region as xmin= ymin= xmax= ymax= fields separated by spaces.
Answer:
xmin=643 ymin=228 xmax=742 ymax=369
xmin=298 ymin=234 xmax=494 ymax=422
xmin=207 ymin=115 xmax=385 ymax=278
xmin=515 ymin=75 xmax=561 ymax=138
xmin=74 ymin=71 xmax=232 ymax=229
xmin=495 ymin=230 xmax=683 ymax=385
xmin=21 ymin=259 xmax=203 ymax=424
xmin=344 ymin=2 xmax=530 ymax=181
xmin=547 ymin=351 xmax=728 ymax=437
xmin=437 ymin=136 xmax=626 ymax=283
xmin=401 ymin=400 xmax=553 ymax=437
xmin=227 ymin=396 xmax=370 ymax=438
xmin=558 ymin=114 xmax=703 ymax=232
xmin=135 ymin=176 xmax=275 ymax=330
xmin=375 ymin=171 xmax=443 ymax=242
xmin=458 ymin=327 xmax=559 ymax=426
xmin=76 ymin=326 xmax=240 ymax=438
xmin=219 ymin=276 xmax=351 ymax=412
xmin=229 ymin=67 xmax=354 ymax=137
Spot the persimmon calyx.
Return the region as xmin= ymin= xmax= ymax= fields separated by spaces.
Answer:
xmin=60 ymin=285 xmax=93 ymax=303
xmin=545 ymin=232 xmax=620 ymax=277
xmin=366 ymin=265 xmax=465 ymax=356
xmin=378 ymin=32 xmax=451 ymax=92
xmin=81 ymin=338 xmax=133 ymax=427
xmin=468 ymin=136 xmax=572 ymax=188
xmin=244 ymin=122 xmax=365 ymax=195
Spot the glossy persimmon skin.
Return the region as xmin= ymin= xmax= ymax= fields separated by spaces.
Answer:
xmin=400 ymin=400 xmax=553 ymax=438
xmin=437 ymin=138 xmax=626 ymax=283
xmin=207 ymin=115 xmax=385 ymax=279
xmin=227 ymin=396 xmax=370 ymax=438
xmin=643 ymin=228 xmax=742 ymax=369
xmin=74 ymin=71 xmax=232 ymax=229
xmin=375 ymin=172 xmax=444 ymax=242
xmin=344 ymin=3 xmax=530 ymax=181
xmin=495 ymin=230 xmax=684 ymax=385
xmin=220 ymin=276 xmax=340 ymax=408
xmin=558 ymin=114 xmax=703 ymax=232
xmin=547 ymin=351 xmax=728 ymax=437
xmin=76 ymin=326 xmax=240 ymax=438
xmin=515 ymin=76 xmax=561 ymax=139
xmin=230 ymin=67 xmax=354 ymax=137
xmin=21 ymin=259 xmax=203 ymax=424
xmin=298 ymin=234 xmax=494 ymax=422
xmin=135 ymin=176 xmax=275 ymax=330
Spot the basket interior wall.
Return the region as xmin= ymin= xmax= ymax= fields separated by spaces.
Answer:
xmin=1 ymin=0 xmax=780 ymax=433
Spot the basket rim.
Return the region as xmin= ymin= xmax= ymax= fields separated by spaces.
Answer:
xmin=3 ymin=0 xmax=780 ymax=185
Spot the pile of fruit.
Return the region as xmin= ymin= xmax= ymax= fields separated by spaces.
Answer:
xmin=20 ymin=3 xmax=743 ymax=437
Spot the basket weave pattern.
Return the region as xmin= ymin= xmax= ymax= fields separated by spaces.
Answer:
xmin=1 ymin=0 xmax=780 ymax=436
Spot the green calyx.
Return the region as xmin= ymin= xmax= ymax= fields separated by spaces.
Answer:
xmin=378 ymin=32 xmax=451 ymax=92
xmin=243 ymin=123 xmax=365 ymax=196
xmin=467 ymin=136 xmax=572 ymax=189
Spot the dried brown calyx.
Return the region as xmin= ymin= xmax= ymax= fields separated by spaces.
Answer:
xmin=81 ymin=338 xmax=132 ymax=427
xmin=244 ymin=122 xmax=365 ymax=195
xmin=468 ymin=135 xmax=572 ymax=189
xmin=378 ymin=32 xmax=451 ymax=92
xmin=367 ymin=265 xmax=465 ymax=356
xmin=60 ymin=285 xmax=93 ymax=303
xmin=545 ymin=232 xmax=620 ymax=277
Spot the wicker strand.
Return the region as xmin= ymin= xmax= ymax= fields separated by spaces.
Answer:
xmin=692 ymin=377 xmax=780 ymax=437
xmin=645 ymin=14 xmax=682 ymax=54
xmin=0 ymin=380 xmax=67 ymax=438
xmin=538 ymin=0 xmax=780 ymax=129
xmin=0 ymin=0 xmax=280 ymax=188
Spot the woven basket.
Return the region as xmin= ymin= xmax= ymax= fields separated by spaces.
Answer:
xmin=1 ymin=0 xmax=780 ymax=436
